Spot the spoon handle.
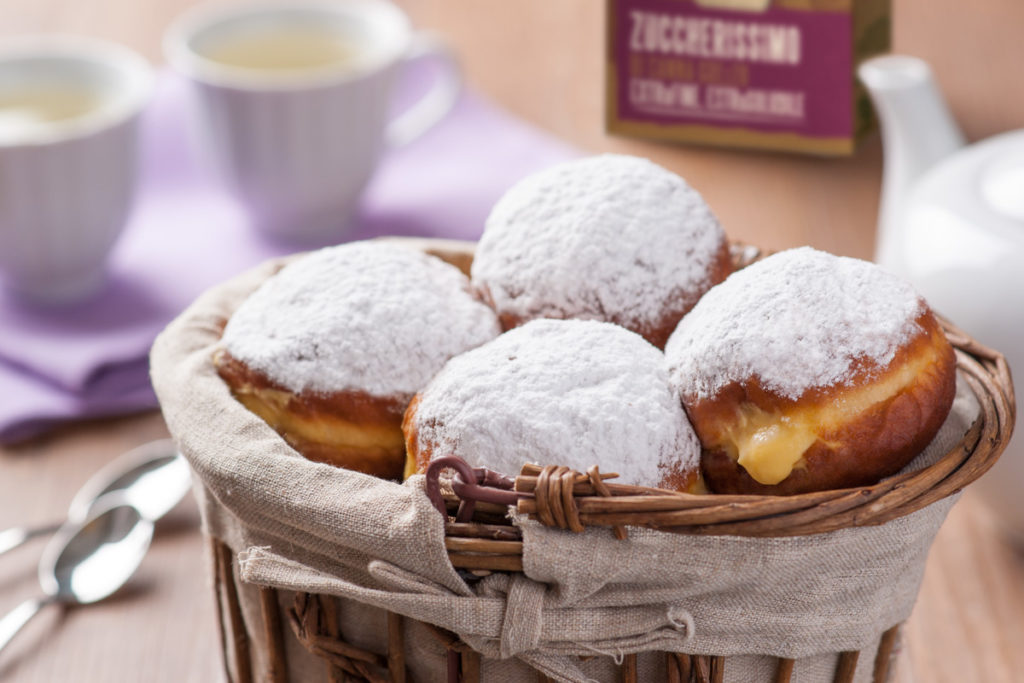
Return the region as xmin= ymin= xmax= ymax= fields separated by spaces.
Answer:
xmin=0 ymin=596 xmax=53 ymax=655
xmin=0 ymin=523 xmax=62 ymax=557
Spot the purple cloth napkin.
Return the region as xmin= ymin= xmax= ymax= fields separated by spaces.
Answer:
xmin=0 ymin=73 xmax=577 ymax=444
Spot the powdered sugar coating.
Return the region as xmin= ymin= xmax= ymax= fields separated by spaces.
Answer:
xmin=409 ymin=319 xmax=701 ymax=487
xmin=471 ymin=154 xmax=726 ymax=337
xmin=665 ymin=247 xmax=926 ymax=401
xmin=219 ymin=242 xmax=501 ymax=398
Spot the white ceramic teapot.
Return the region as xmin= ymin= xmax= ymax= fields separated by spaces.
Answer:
xmin=859 ymin=55 xmax=1024 ymax=537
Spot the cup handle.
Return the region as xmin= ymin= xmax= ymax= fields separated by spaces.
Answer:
xmin=386 ymin=32 xmax=462 ymax=148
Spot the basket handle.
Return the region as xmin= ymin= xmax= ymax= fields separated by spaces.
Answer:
xmin=424 ymin=456 xmax=528 ymax=523
xmin=424 ymin=457 xmax=630 ymax=539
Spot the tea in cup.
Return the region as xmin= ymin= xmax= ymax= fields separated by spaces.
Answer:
xmin=165 ymin=0 xmax=461 ymax=243
xmin=0 ymin=37 xmax=153 ymax=303
xmin=197 ymin=22 xmax=362 ymax=71
xmin=0 ymin=87 xmax=104 ymax=135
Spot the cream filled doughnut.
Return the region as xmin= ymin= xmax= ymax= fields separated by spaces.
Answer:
xmin=665 ymin=247 xmax=957 ymax=495
xmin=403 ymin=318 xmax=703 ymax=491
xmin=470 ymin=154 xmax=732 ymax=348
xmin=214 ymin=241 xmax=501 ymax=479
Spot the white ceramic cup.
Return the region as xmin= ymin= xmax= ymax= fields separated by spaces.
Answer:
xmin=164 ymin=0 xmax=461 ymax=243
xmin=0 ymin=37 xmax=153 ymax=304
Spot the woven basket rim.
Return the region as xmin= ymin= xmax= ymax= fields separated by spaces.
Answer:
xmin=185 ymin=237 xmax=1002 ymax=683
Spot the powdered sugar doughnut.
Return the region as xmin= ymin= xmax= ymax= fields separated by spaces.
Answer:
xmin=470 ymin=154 xmax=732 ymax=349
xmin=214 ymin=241 xmax=501 ymax=479
xmin=665 ymin=247 xmax=957 ymax=495
xmin=403 ymin=319 xmax=702 ymax=491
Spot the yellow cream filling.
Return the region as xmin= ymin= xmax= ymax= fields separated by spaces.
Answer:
xmin=734 ymin=421 xmax=817 ymax=485
xmin=720 ymin=342 xmax=944 ymax=485
xmin=403 ymin=453 xmax=419 ymax=481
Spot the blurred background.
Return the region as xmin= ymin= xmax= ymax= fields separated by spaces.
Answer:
xmin=3 ymin=0 xmax=1023 ymax=257
xmin=0 ymin=1 xmax=1023 ymax=682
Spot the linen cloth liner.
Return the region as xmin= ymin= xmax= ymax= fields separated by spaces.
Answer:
xmin=151 ymin=251 xmax=977 ymax=683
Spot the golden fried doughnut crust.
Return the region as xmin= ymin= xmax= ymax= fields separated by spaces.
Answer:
xmin=656 ymin=460 xmax=707 ymax=494
xmin=684 ymin=311 xmax=957 ymax=495
xmin=214 ymin=350 xmax=407 ymax=480
xmin=401 ymin=394 xmax=429 ymax=480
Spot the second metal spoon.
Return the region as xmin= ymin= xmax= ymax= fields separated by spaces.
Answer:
xmin=0 ymin=494 xmax=155 ymax=655
xmin=0 ymin=439 xmax=190 ymax=556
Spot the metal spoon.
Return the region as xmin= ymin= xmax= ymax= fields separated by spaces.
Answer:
xmin=0 ymin=439 xmax=190 ymax=556
xmin=0 ymin=494 xmax=154 ymax=655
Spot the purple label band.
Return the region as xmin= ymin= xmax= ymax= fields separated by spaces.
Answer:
xmin=608 ymin=0 xmax=855 ymax=151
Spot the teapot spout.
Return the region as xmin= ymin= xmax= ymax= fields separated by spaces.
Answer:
xmin=858 ymin=56 xmax=965 ymax=267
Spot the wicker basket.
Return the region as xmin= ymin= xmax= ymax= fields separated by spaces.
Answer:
xmin=181 ymin=239 xmax=1014 ymax=683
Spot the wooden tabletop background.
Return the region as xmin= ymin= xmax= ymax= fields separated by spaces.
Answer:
xmin=1 ymin=0 xmax=1023 ymax=681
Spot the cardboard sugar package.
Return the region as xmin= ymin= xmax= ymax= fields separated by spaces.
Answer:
xmin=606 ymin=0 xmax=891 ymax=155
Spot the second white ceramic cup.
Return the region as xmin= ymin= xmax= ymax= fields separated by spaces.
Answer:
xmin=165 ymin=0 xmax=461 ymax=243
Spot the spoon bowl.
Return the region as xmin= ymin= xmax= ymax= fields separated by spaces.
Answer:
xmin=0 ymin=439 xmax=190 ymax=557
xmin=66 ymin=439 xmax=191 ymax=524
xmin=0 ymin=494 xmax=154 ymax=655
xmin=40 ymin=498 xmax=153 ymax=603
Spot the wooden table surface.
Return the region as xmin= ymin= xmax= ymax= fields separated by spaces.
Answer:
xmin=1 ymin=1 xmax=1023 ymax=681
